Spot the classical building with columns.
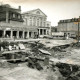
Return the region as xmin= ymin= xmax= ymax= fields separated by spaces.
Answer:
xmin=22 ymin=8 xmax=51 ymax=37
xmin=0 ymin=4 xmax=51 ymax=39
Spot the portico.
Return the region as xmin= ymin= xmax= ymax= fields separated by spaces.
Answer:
xmin=38 ymin=27 xmax=49 ymax=37
xmin=0 ymin=27 xmax=37 ymax=39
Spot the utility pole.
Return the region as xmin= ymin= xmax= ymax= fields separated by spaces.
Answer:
xmin=50 ymin=26 xmax=52 ymax=36
xmin=74 ymin=18 xmax=80 ymax=42
xmin=78 ymin=22 xmax=79 ymax=42
xmin=66 ymin=21 xmax=68 ymax=39
xmin=77 ymin=18 xmax=80 ymax=42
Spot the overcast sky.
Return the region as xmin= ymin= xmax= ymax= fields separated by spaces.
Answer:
xmin=1 ymin=0 xmax=80 ymax=26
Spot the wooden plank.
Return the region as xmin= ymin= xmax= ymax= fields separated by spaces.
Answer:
xmin=7 ymin=57 xmax=28 ymax=62
xmin=2 ymin=49 xmax=27 ymax=55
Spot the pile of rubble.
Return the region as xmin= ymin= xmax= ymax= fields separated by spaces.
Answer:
xmin=0 ymin=40 xmax=80 ymax=80
xmin=70 ymin=42 xmax=80 ymax=48
xmin=22 ymin=41 xmax=80 ymax=80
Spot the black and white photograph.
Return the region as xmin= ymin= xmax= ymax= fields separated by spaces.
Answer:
xmin=0 ymin=0 xmax=80 ymax=80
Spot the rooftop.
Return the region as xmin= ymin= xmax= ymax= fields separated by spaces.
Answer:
xmin=0 ymin=4 xmax=21 ymax=13
xmin=22 ymin=8 xmax=47 ymax=17
xmin=58 ymin=17 xmax=80 ymax=23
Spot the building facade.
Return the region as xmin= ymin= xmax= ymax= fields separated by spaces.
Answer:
xmin=0 ymin=4 xmax=27 ymax=39
xmin=0 ymin=4 xmax=51 ymax=39
xmin=22 ymin=8 xmax=51 ymax=38
xmin=57 ymin=17 xmax=80 ymax=37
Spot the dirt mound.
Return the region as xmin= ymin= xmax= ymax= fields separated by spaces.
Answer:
xmin=70 ymin=42 xmax=80 ymax=48
xmin=0 ymin=61 xmax=18 ymax=68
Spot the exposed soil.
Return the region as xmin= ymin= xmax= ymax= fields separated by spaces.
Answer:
xmin=0 ymin=40 xmax=80 ymax=80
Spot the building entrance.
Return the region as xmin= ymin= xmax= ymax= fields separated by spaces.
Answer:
xmin=19 ymin=31 xmax=23 ymax=38
xmin=0 ymin=30 xmax=3 ymax=38
xmin=6 ymin=31 xmax=11 ymax=38
xmin=24 ymin=32 xmax=27 ymax=38
xmin=29 ymin=32 xmax=31 ymax=38
xmin=13 ymin=31 xmax=17 ymax=38
xmin=40 ymin=29 xmax=42 ymax=35
xmin=44 ymin=29 xmax=46 ymax=35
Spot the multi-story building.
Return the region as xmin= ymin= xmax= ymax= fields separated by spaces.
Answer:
xmin=0 ymin=4 xmax=51 ymax=39
xmin=22 ymin=8 xmax=51 ymax=37
xmin=57 ymin=17 xmax=80 ymax=37
xmin=0 ymin=4 xmax=28 ymax=39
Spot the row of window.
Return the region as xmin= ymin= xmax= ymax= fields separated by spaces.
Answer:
xmin=10 ymin=13 xmax=21 ymax=19
xmin=22 ymin=15 xmax=46 ymax=21
xmin=29 ymin=17 xmax=46 ymax=21
xmin=25 ymin=18 xmax=47 ymax=26
xmin=29 ymin=20 xmax=45 ymax=26
xmin=59 ymin=19 xmax=78 ymax=23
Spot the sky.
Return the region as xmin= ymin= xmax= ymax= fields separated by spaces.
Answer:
xmin=0 ymin=0 xmax=80 ymax=26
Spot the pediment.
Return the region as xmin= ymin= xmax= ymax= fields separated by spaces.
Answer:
xmin=23 ymin=9 xmax=47 ymax=17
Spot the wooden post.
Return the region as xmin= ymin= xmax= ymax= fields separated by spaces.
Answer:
xmin=78 ymin=22 xmax=79 ymax=42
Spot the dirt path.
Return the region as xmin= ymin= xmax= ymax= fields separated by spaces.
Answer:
xmin=0 ymin=66 xmax=46 ymax=80
xmin=3 ymin=76 xmax=16 ymax=80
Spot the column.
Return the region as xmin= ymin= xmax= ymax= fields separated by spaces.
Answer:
xmin=31 ymin=32 xmax=34 ymax=38
xmin=42 ymin=18 xmax=44 ymax=27
xmin=35 ymin=18 xmax=37 ymax=26
xmin=38 ymin=29 xmax=40 ymax=35
xmin=42 ymin=29 xmax=44 ymax=35
xmin=32 ymin=17 xmax=33 ymax=26
xmin=3 ymin=30 xmax=6 ymax=37
xmin=40 ymin=17 xmax=42 ymax=26
xmin=27 ymin=31 xmax=29 ymax=38
xmin=50 ymin=26 xmax=52 ymax=36
xmin=11 ymin=30 xmax=13 ymax=39
xmin=46 ymin=29 xmax=47 ymax=35
xmin=38 ymin=29 xmax=40 ymax=38
xmin=17 ymin=31 xmax=19 ymax=39
xmin=23 ymin=31 xmax=25 ymax=39
xmin=6 ymin=11 xmax=9 ymax=23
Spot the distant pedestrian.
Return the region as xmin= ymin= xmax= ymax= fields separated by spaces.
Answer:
xmin=14 ymin=44 xmax=16 ymax=49
xmin=9 ymin=45 xmax=12 ymax=51
xmin=1 ymin=46 xmax=4 ymax=51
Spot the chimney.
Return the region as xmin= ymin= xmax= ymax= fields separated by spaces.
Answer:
xmin=19 ymin=6 xmax=21 ymax=10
